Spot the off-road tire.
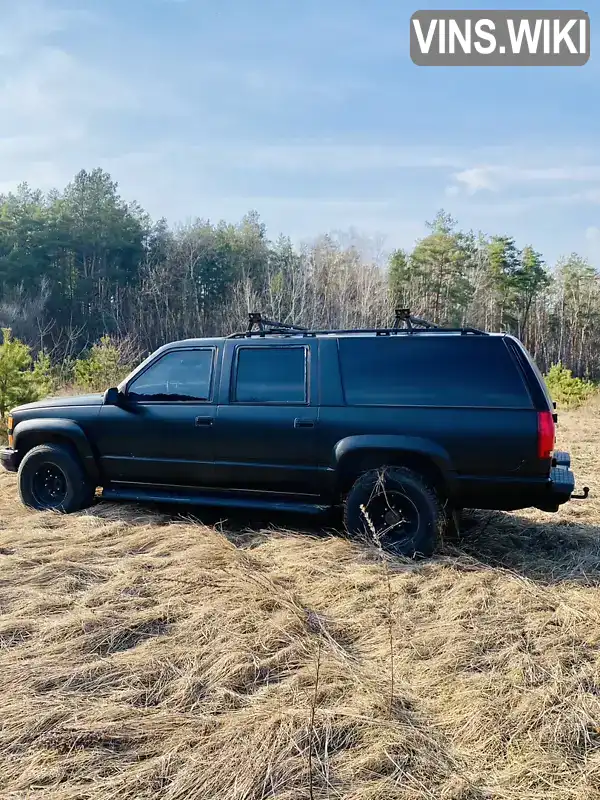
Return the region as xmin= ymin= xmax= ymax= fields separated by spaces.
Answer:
xmin=18 ymin=443 xmax=95 ymax=513
xmin=344 ymin=466 xmax=444 ymax=558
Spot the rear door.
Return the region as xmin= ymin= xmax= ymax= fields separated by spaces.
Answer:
xmin=211 ymin=339 xmax=320 ymax=494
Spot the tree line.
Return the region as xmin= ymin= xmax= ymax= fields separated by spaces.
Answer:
xmin=1 ymin=169 xmax=599 ymax=378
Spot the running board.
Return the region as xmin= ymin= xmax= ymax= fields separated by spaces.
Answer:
xmin=101 ymin=486 xmax=330 ymax=516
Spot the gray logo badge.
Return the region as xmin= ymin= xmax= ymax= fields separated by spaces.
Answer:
xmin=410 ymin=10 xmax=590 ymax=66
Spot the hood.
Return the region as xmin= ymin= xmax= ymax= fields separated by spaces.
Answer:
xmin=11 ymin=393 xmax=104 ymax=413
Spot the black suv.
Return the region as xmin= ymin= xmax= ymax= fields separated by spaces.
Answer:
xmin=0 ymin=312 xmax=586 ymax=557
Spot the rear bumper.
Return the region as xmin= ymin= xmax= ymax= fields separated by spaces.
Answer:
xmin=456 ymin=450 xmax=585 ymax=512
xmin=0 ymin=447 xmax=18 ymax=473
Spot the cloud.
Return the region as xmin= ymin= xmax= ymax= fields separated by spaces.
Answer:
xmin=0 ymin=48 xmax=138 ymax=126
xmin=0 ymin=0 xmax=597 ymax=270
xmin=0 ymin=0 xmax=68 ymax=56
xmin=585 ymin=226 xmax=600 ymax=242
xmin=444 ymin=189 xmax=600 ymax=221
xmin=94 ymin=139 xmax=476 ymax=185
xmin=180 ymin=142 xmax=468 ymax=174
xmin=584 ymin=226 xmax=600 ymax=262
xmin=452 ymin=167 xmax=502 ymax=194
xmin=0 ymin=0 xmax=160 ymax=193
xmin=448 ymin=162 xmax=600 ymax=196
xmin=249 ymin=145 xmax=454 ymax=172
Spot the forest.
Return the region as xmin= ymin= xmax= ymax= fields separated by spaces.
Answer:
xmin=0 ymin=167 xmax=599 ymax=380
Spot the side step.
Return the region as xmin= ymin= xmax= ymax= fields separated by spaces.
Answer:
xmin=552 ymin=451 xmax=571 ymax=468
xmin=101 ymin=486 xmax=330 ymax=516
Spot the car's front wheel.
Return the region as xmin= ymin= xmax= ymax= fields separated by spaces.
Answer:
xmin=18 ymin=443 xmax=95 ymax=513
xmin=344 ymin=466 xmax=444 ymax=558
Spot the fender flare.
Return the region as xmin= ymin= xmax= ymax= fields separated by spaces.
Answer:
xmin=332 ymin=434 xmax=458 ymax=495
xmin=13 ymin=418 xmax=100 ymax=484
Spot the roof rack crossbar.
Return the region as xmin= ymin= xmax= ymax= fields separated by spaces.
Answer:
xmin=393 ymin=308 xmax=439 ymax=331
xmin=228 ymin=312 xmax=309 ymax=338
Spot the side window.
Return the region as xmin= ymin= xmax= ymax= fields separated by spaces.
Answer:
xmin=128 ymin=349 xmax=214 ymax=401
xmin=234 ymin=347 xmax=307 ymax=403
xmin=338 ymin=337 xmax=532 ymax=408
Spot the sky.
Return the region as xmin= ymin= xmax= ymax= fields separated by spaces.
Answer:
xmin=0 ymin=0 xmax=599 ymax=265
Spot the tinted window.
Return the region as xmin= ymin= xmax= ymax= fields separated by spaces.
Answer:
xmin=128 ymin=349 xmax=214 ymax=401
xmin=338 ymin=336 xmax=531 ymax=408
xmin=234 ymin=347 xmax=307 ymax=403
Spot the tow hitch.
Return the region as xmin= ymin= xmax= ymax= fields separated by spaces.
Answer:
xmin=572 ymin=486 xmax=590 ymax=500
xmin=547 ymin=452 xmax=589 ymax=508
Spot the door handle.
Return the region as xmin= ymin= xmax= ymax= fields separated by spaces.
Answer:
xmin=195 ymin=416 xmax=214 ymax=427
xmin=294 ymin=418 xmax=315 ymax=429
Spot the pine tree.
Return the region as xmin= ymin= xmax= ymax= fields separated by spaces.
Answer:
xmin=410 ymin=212 xmax=474 ymax=325
xmin=0 ymin=329 xmax=43 ymax=416
xmin=514 ymin=246 xmax=549 ymax=338
xmin=388 ymin=249 xmax=409 ymax=308
xmin=486 ymin=236 xmax=521 ymax=330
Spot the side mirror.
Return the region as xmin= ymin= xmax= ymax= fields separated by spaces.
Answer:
xmin=103 ymin=387 xmax=123 ymax=406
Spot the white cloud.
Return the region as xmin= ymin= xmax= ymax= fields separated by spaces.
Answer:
xmin=584 ymin=226 xmax=600 ymax=263
xmin=452 ymin=166 xmax=503 ymax=194
xmin=88 ymin=140 xmax=474 ymax=183
xmin=0 ymin=0 xmax=68 ymax=56
xmin=0 ymin=48 xmax=131 ymax=123
xmin=180 ymin=141 xmax=468 ymax=174
xmin=449 ymin=162 xmax=600 ymax=196
xmin=0 ymin=0 xmax=152 ymax=193
xmin=446 ymin=190 xmax=600 ymax=218
xmin=585 ymin=226 xmax=600 ymax=242
xmin=0 ymin=0 xmax=598 ymax=272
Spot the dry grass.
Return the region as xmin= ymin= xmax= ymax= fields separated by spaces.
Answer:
xmin=2 ymin=404 xmax=600 ymax=799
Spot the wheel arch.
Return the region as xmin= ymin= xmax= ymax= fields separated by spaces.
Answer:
xmin=13 ymin=419 xmax=100 ymax=485
xmin=333 ymin=435 xmax=457 ymax=500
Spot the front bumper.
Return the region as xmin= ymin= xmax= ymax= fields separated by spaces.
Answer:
xmin=0 ymin=447 xmax=18 ymax=473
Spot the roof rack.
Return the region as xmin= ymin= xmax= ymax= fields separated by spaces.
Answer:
xmin=393 ymin=308 xmax=439 ymax=331
xmin=228 ymin=311 xmax=488 ymax=339
xmin=228 ymin=313 xmax=309 ymax=339
xmin=389 ymin=309 xmax=487 ymax=335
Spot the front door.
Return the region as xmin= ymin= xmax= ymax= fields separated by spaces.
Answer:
xmin=212 ymin=340 xmax=320 ymax=495
xmin=96 ymin=347 xmax=219 ymax=487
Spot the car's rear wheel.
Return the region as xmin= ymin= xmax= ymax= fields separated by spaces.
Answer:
xmin=344 ymin=466 xmax=444 ymax=558
xmin=18 ymin=444 xmax=95 ymax=513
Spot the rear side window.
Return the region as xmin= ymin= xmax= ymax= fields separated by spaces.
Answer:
xmin=234 ymin=346 xmax=308 ymax=403
xmin=506 ymin=337 xmax=553 ymax=411
xmin=338 ymin=336 xmax=532 ymax=408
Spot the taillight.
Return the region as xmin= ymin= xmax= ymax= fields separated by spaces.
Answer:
xmin=537 ymin=411 xmax=555 ymax=460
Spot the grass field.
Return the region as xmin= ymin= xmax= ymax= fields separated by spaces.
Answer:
xmin=1 ymin=404 xmax=600 ymax=800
